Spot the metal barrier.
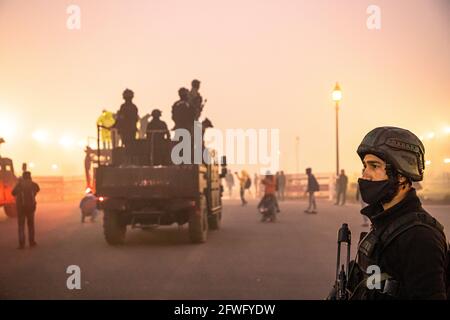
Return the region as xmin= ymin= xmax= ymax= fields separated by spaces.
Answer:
xmin=34 ymin=176 xmax=85 ymax=202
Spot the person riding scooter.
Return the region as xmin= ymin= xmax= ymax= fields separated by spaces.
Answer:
xmin=79 ymin=188 xmax=99 ymax=223
xmin=257 ymin=171 xmax=280 ymax=221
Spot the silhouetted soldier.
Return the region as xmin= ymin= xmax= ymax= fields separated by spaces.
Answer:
xmin=189 ymin=79 xmax=204 ymax=121
xmin=172 ymin=87 xmax=194 ymax=131
xmin=172 ymin=88 xmax=196 ymax=163
xmin=146 ymin=109 xmax=170 ymax=165
xmin=116 ymin=89 xmax=139 ymax=147
xmin=12 ymin=171 xmax=40 ymax=249
xmin=201 ymin=117 xmax=213 ymax=137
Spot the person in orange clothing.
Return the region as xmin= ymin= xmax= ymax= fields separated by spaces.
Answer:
xmin=257 ymin=171 xmax=280 ymax=213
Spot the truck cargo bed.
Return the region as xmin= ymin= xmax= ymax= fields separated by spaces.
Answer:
xmin=95 ymin=164 xmax=207 ymax=199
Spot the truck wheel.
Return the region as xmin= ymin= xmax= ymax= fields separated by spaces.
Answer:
xmin=4 ymin=205 xmax=17 ymax=218
xmin=189 ymin=197 xmax=208 ymax=243
xmin=103 ymin=210 xmax=126 ymax=245
xmin=208 ymin=211 xmax=221 ymax=230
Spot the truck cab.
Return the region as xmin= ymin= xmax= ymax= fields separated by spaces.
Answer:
xmin=0 ymin=157 xmax=18 ymax=218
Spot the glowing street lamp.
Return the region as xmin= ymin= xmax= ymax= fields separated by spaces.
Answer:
xmin=332 ymin=83 xmax=343 ymax=103
xmin=332 ymin=82 xmax=342 ymax=176
xmin=444 ymin=158 xmax=450 ymax=164
xmin=425 ymin=160 xmax=432 ymax=166
xmin=0 ymin=117 xmax=17 ymax=140
xmin=59 ymin=135 xmax=74 ymax=148
xmin=32 ymin=130 xmax=49 ymax=143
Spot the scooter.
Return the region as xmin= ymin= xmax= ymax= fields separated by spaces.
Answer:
xmin=258 ymin=195 xmax=277 ymax=222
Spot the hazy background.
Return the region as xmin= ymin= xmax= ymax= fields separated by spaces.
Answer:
xmin=0 ymin=0 xmax=449 ymax=177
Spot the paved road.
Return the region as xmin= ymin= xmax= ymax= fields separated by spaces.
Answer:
xmin=0 ymin=199 xmax=449 ymax=300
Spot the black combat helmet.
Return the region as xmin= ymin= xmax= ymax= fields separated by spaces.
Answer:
xmin=151 ymin=109 xmax=162 ymax=118
xmin=191 ymin=79 xmax=200 ymax=89
xmin=357 ymin=126 xmax=425 ymax=181
xmin=178 ymin=87 xmax=189 ymax=99
xmin=123 ymin=88 xmax=134 ymax=99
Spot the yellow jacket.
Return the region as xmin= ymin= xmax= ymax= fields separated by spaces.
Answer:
xmin=236 ymin=170 xmax=249 ymax=188
xmin=97 ymin=111 xmax=116 ymax=141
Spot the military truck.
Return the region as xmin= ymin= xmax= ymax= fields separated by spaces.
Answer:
xmin=94 ymin=133 xmax=226 ymax=245
xmin=0 ymin=139 xmax=18 ymax=218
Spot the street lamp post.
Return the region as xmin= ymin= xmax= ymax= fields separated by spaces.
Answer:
xmin=295 ymin=136 xmax=300 ymax=173
xmin=332 ymin=82 xmax=342 ymax=176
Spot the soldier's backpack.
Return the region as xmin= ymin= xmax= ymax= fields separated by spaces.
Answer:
xmin=244 ymin=177 xmax=252 ymax=189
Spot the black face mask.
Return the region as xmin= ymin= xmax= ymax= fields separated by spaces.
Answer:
xmin=358 ymin=178 xmax=398 ymax=205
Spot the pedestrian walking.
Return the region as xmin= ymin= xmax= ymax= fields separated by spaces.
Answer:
xmin=235 ymin=170 xmax=250 ymax=206
xmin=304 ymin=167 xmax=319 ymax=214
xmin=12 ymin=171 xmax=40 ymax=249
xmin=335 ymin=169 xmax=348 ymax=205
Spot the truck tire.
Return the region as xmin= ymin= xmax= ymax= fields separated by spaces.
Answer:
xmin=189 ymin=197 xmax=208 ymax=243
xmin=4 ymin=205 xmax=17 ymax=218
xmin=208 ymin=210 xmax=221 ymax=230
xmin=103 ymin=210 xmax=126 ymax=245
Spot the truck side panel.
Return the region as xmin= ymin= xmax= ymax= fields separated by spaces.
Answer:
xmin=96 ymin=165 xmax=207 ymax=199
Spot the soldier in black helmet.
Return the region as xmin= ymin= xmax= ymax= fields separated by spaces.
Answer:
xmin=116 ymin=88 xmax=139 ymax=147
xmin=171 ymin=87 xmax=194 ymax=131
xmin=146 ymin=109 xmax=170 ymax=165
xmin=189 ymin=79 xmax=204 ymax=121
xmin=344 ymin=126 xmax=448 ymax=299
xmin=146 ymin=109 xmax=170 ymax=140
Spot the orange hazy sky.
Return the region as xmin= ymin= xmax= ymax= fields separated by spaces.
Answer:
xmin=0 ymin=0 xmax=449 ymax=176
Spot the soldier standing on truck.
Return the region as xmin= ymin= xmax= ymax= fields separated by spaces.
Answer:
xmin=172 ymin=87 xmax=196 ymax=162
xmin=12 ymin=171 xmax=40 ymax=249
xmin=146 ymin=109 xmax=170 ymax=165
xmin=116 ymin=89 xmax=139 ymax=147
xmin=189 ymin=79 xmax=204 ymax=121
xmin=172 ymin=87 xmax=194 ymax=131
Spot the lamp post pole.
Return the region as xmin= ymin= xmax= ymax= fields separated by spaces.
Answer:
xmin=335 ymin=101 xmax=339 ymax=176
xmin=295 ymin=136 xmax=300 ymax=173
xmin=332 ymin=82 xmax=342 ymax=177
